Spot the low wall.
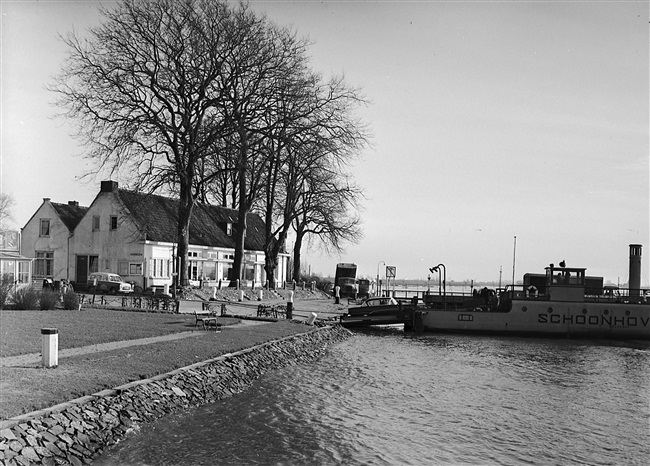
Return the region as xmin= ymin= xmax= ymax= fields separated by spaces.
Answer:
xmin=0 ymin=325 xmax=352 ymax=465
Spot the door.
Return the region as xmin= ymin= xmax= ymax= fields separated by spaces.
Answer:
xmin=76 ymin=255 xmax=99 ymax=286
xmin=76 ymin=255 xmax=88 ymax=285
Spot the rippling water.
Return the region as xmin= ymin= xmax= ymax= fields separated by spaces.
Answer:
xmin=96 ymin=329 xmax=650 ymax=465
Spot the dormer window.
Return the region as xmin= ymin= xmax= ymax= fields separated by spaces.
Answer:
xmin=226 ymin=222 xmax=232 ymax=236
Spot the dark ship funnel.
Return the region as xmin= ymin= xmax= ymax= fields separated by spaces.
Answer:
xmin=629 ymin=244 xmax=642 ymax=298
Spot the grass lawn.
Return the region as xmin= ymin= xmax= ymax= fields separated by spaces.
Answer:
xmin=0 ymin=309 xmax=201 ymax=357
xmin=0 ymin=307 xmax=333 ymax=420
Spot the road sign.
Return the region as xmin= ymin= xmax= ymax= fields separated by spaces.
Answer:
xmin=386 ymin=266 xmax=396 ymax=279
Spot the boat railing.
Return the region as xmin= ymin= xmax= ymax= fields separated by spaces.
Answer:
xmin=503 ymin=284 xmax=650 ymax=304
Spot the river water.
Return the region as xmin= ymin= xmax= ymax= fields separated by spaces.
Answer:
xmin=96 ymin=328 xmax=650 ymax=465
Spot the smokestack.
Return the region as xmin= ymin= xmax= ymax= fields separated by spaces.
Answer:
xmin=629 ymin=244 xmax=642 ymax=298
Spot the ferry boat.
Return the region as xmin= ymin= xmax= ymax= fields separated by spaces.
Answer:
xmin=416 ymin=245 xmax=650 ymax=339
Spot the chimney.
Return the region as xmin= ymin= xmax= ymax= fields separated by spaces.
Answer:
xmin=101 ymin=181 xmax=118 ymax=193
xmin=43 ymin=198 xmax=51 ymax=202
xmin=68 ymin=201 xmax=79 ymax=207
xmin=629 ymin=244 xmax=642 ymax=298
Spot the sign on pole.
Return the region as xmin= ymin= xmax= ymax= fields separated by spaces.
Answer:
xmin=386 ymin=266 xmax=396 ymax=279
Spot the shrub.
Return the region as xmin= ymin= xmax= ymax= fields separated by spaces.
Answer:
xmin=62 ymin=290 xmax=80 ymax=310
xmin=0 ymin=274 xmax=13 ymax=309
xmin=39 ymin=289 xmax=60 ymax=310
xmin=11 ymin=286 xmax=40 ymax=310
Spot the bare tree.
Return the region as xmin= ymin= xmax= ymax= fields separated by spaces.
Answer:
xmin=50 ymin=0 xmax=257 ymax=286
xmin=0 ymin=193 xmax=16 ymax=229
xmin=292 ymin=168 xmax=364 ymax=281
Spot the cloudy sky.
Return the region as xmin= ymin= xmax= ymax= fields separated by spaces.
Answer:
xmin=2 ymin=0 xmax=648 ymax=284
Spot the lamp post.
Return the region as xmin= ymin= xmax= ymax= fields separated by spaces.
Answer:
xmin=377 ymin=260 xmax=385 ymax=297
xmin=429 ymin=263 xmax=446 ymax=299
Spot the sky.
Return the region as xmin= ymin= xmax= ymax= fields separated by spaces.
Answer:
xmin=1 ymin=0 xmax=649 ymax=285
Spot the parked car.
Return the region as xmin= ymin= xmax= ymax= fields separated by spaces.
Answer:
xmin=87 ymin=272 xmax=134 ymax=294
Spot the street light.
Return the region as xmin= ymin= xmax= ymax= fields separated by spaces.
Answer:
xmin=377 ymin=260 xmax=385 ymax=297
xmin=429 ymin=263 xmax=446 ymax=299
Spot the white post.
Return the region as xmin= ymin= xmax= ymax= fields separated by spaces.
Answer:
xmin=306 ymin=312 xmax=317 ymax=325
xmin=258 ymin=289 xmax=263 ymax=301
xmin=212 ymin=286 xmax=217 ymax=300
xmin=164 ymin=283 xmax=170 ymax=295
xmin=41 ymin=328 xmax=58 ymax=368
xmin=238 ymin=290 xmax=244 ymax=302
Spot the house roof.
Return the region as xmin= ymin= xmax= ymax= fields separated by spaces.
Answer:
xmin=116 ymin=189 xmax=267 ymax=251
xmin=51 ymin=202 xmax=89 ymax=232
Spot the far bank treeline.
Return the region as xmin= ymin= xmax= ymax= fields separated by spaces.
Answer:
xmin=50 ymin=0 xmax=369 ymax=287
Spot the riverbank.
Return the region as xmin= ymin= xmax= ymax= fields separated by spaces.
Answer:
xmin=0 ymin=295 xmax=352 ymax=464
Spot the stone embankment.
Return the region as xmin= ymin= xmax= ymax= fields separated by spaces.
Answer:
xmin=0 ymin=325 xmax=351 ymax=466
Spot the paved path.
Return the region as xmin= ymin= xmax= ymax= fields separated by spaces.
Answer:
xmin=0 ymin=320 xmax=268 ymax=368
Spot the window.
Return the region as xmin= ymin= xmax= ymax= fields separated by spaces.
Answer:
xmin=1 ymin=260 xmax=15 ymax=282
xmin=18 ymin=262 xmax=30 ymax=284
xmin=89 ymin=256 xmax=99 ymax=274
xmin=35 ymin=251 xmax=54 ymax=278
xmin=110 ymin=216 xmax=118 ymax=230
xmin=39 ymin=219 xmax=51 ymax=237
xmin=204 ymin=262 xmax=216 ymax=280
xmin=150 ymin=259 xmax=170 ymax=278
xmin=92 ymin=216 xmax=100 ymax=231
xmin=118 ymin=261 xmax=129 ymax=276
xmin=130 ymin=263 xmax=143 ymax=275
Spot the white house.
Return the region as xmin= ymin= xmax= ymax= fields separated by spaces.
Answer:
xmin=21 ymin=199 xmax=88 ymax=285
xmin=22 ymin=181 xmax=289 ymax=290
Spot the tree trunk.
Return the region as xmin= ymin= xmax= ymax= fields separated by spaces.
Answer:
xmin=231 ymin=133 xmax=248 ymax=287
xmin=177 ymin=184 xmax=194 ymax=287
xmin=292 ymin=231 xmax=304 ymax=281
xmin=263 ymin=246 xmax=277 ymax=289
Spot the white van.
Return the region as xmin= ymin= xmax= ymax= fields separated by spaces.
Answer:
xmin=87 ymin=273 xmax=133 ymax=294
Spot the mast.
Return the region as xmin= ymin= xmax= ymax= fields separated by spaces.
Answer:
xmin=512 ymin=236 xmax=517 ymax=286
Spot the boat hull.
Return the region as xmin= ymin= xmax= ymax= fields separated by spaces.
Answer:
xmin=418 ymin=299 xmax=650 ymax=339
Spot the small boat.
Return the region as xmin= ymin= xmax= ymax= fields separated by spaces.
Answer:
xmin=416 ymin=245 xmax=650 ymax=340
xmin=340 ymin=296 xmax=416 ymax=328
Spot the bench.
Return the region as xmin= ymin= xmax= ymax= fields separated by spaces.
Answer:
xmin=275 ymin=304 xmax=287 ymax=319
xmin=194 ymin=310 xmax=222 ymax=331
xmin=257 ymin=304 xmax=275 ymax=318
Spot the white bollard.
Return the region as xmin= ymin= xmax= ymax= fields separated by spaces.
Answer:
xmin=164 ymin=283 xmax=170 ymax=295
xmin=306 ymin=312 xmax=317 ymax=325
xmin=212 ymin=286 xmax=217 ymax=300
xmin=258 ymin=290 xmax=263 ymax=301
xmin=239 ymin=290 xmax=244 ymax=302
xmin=41 ymin=328 xmax=58 ymax=368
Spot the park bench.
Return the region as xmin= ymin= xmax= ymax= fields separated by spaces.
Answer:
xmin=275 ymin=304 xmax=287 ymax=319
xmin=257 ymin=304 xmax=275 ymax=318
xmin=194 ymin=310 xmax=221 ymax=332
